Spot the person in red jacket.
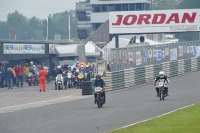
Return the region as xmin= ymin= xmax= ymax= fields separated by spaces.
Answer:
xmin=16 ymin=64 xmax=24 ymax=88
xmin=38 ymin=66 xmax=48 ymax=92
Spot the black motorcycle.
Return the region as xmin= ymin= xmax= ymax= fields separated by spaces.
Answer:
xmin=94 ymin=87 xmax=105 ymax=108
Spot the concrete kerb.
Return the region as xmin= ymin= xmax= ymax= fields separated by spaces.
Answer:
xmin=105 ymin=102 xmax=200 ymax=133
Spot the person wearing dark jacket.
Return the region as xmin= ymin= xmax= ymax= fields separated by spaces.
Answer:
xmin=93 ymin=74 xmax=106 ymax=104
xmin=6 ymin=68 xmax=14 ymax=89
xmin=0 ymin=67 xmax=6 ymax=88
xmin=140 ymin=35 xmax=145 ymax=43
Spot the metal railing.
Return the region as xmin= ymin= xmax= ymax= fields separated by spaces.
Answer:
xmin=109 ymin=41 xmax=200 ymax=71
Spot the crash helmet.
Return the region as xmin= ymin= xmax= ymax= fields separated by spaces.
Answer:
xmin=77 ymin=61 xmax=80 ymax=64
xmin=96 ymin=74 xmax=101 ymax=80
xmin=57 ymin=65 xmax=61 ymax=69
xmin=76 ymin=69 xmax=79 ymax=73
xmin=86 ymin=65 xmax=89 ymax=68
xmin=32 ymin=65 xmax=36 ymax=68
xmin=30 ymin=61 xmax=33 ymax=65
xmin=80 ymin=65 xmax=84 ymax=68
xmin=159 ymin=71 xmax=165 ymax=78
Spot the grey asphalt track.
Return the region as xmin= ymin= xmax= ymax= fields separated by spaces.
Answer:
xmin=0 ymin=71 xmax=200 ymax=133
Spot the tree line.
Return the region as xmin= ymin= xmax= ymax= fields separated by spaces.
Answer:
xmin=153 ymin=0 xmax=200 ymax=41
xmin=0 ymin=10 xmax=77 ymax=41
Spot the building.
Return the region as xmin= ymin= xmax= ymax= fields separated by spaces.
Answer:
xmin=76 ymin=0 xmax=152 ymax=40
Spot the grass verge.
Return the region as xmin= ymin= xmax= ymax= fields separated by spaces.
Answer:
xmin=108 ymin=103 xmax=200 ymax=133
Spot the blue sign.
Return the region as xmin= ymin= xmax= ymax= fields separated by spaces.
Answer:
xmin=183 ymin=46 xmax=187 ymax=54
xmin=193 ymin=46 xmax=197 ymax=55
xmin=157 ymin=50 xmax=162 ymax=60
xmin=42 ymin=45 xmax=45 ymax=50
xmin=6 ymin=45 xmax=13 ymax=50
xmin=143 ymin=50 xmax=148 ymax=58
xmin=25 ymin=45 xmax=32 ymax=50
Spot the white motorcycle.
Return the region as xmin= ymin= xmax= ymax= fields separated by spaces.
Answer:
xmin=55 ymin=74 xmax=64 ymax=90
xmin=157 ymin=79 xmax=167 ymax=101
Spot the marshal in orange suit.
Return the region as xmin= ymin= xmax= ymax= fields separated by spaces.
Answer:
xmin=38 ymin=67 xmax=48 ymax=92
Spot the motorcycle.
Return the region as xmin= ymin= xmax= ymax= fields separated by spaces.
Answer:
xmin=55 ymin=74 xmax=64 ymax=90
xmin=158 ymin=79 xmax=166 ymax=101
xmin=27 ymin=72 xmax=39 ymax=86
xmin=77 ymin=71 xmax=84 ymax=89
xmin=94 ymin=87 xmax=105 ymax=108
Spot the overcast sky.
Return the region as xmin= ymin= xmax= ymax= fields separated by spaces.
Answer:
xmin=0 ymin=0 xmax=80 ymax=21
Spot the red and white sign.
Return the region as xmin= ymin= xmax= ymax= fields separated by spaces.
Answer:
xmin=109 ymin=9 xmax=200 ymax=34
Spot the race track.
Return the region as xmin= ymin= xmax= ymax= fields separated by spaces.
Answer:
xmin=0 ymin=71 xmax=200 ymax=133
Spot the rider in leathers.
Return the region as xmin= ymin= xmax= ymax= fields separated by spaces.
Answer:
xmin=93 ymin=74 xmax=106 ymax=104
xmin=154 ymin=71 xmax=169 ymax=97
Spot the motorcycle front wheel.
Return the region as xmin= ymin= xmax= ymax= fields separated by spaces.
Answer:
xmin=97 ymin=94 xmax=101 ymax=108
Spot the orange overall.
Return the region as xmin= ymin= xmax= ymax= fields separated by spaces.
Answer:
xmin=38 ymin=70 xmax=47 ymax=92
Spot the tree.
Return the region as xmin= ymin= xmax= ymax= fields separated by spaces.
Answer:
xmin=28 ymin=16 xmax=44 ymax=40
xmin=153 ymin=0 xmax=179 ymax=10
xmin=0 ymin=21 xmax=8 ymax=39
xmin=175 ymin=0 xmax=200 ymax=41
xmin=7 ymin=11 xmax=29 ymax=40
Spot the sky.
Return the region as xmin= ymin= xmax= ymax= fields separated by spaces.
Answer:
xmin=0 ymin=0 xmax=80 ymax=21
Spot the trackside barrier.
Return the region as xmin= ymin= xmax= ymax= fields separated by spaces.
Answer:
xmin=104 ymin=57 xmax=200 ymax=91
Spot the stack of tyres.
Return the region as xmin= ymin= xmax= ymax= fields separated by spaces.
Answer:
xmin=81 ymin=81 xmax=93 ymax=95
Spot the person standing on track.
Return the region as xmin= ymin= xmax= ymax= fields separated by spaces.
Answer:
xmin=38 ymin=66 xmax=48 ymax=92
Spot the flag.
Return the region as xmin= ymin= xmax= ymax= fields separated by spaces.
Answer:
xmin=46 ymin=16 xmax=48 ymax=41
xmin=14 ymin=30 xmax=16 ymax=40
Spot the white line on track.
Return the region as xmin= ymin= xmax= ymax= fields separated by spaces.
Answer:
xmin=0 ymin=95 xmax=91 ymax=114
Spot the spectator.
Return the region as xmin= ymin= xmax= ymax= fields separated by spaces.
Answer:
xmin=11 ymin=66 xmax=16 ymax=86
xmin=6 ymin=67 xmax=14 ymax=89
xmin=64 ymin=62 xmax=69 ymax=71
xmin=129 ymin=37 xmax=135 ymax=44
xmin=0 ymin=67 xmax=5 ymax=88
xmin=16 ymin=64 xmax=24 ymax=88
xmin=38 ymin=66 xmax=48 ymax=92
xmin=140 ymin=35 xmax=145 ymax=43
xmin=24 ymin=63 xmax=30 ymax=83
xmin=134 ymin=36 xmax=136 ymax=43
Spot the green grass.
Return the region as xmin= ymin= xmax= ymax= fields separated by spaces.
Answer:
xmin=108 ymin=103 xmax=200 ymax=133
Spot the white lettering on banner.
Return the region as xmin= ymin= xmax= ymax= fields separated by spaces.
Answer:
xmin=128 ymin=52 xmax=133 ymax=61
xmin=109 ymin=9 xmax=200 ymax=34
xmin=136 ymin=51 xmax=141 ymax=66
xmin=170 ymin=48 xmax=177 ymax=61
xmin=3 ymin=44 xmax=45 ymax=54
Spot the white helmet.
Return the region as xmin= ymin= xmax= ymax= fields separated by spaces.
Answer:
xmin=76 ymin=69 xmax=79 ymax=73
xmin=77 ymin=61 xmax=80 ymax=64
xmin=86 ymin=65 xmax=89 ymax=67
xmin=32 ymin=65 xmax=36 ymax=68
xmin=80 ymin=65 xmax=84 ymax=68
xmin=57 ymin=65 xmax=61 ymax=69
xmin=159 ymin=71 xmax=164 ymax=78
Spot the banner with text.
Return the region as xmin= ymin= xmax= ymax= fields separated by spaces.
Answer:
xmin=3 ymin=44 xmax=45 ymax=54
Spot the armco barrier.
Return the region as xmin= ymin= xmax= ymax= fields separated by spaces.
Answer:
xmin=104 ymin=57 xmax=200 ymax=91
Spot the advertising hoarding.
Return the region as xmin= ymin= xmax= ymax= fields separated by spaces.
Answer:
xmin=3 ymin=43 xmax=45 ymax=54
xmin=109 ymin=9 xmax=200 ymax=34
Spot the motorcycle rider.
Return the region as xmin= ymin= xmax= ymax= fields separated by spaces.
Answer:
xmin=154 ymin=71 xmax=169 ymax=97
xmin=93 ymin=74 xmax=106 ymax=104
